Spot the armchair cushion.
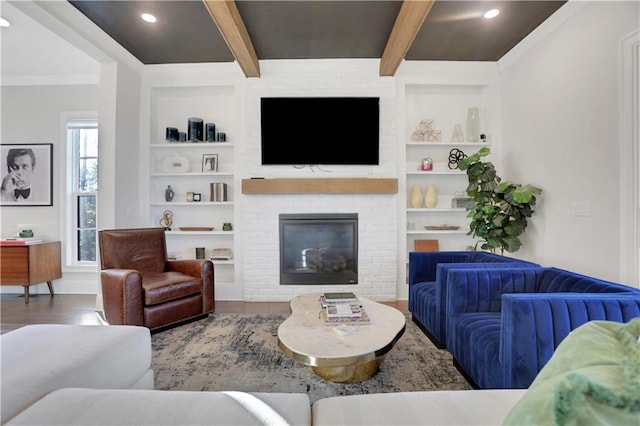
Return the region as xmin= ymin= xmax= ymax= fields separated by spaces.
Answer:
xmin=503 ymin=318 xmax=640 ymax=425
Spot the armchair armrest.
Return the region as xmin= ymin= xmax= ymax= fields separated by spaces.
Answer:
xmin=100 ymin=269 xmax=144 ymax=326
xmin=168 ymin=259 xmax=215 ymax=313
xmin=500 ymin=293 xmax=640 ymax=388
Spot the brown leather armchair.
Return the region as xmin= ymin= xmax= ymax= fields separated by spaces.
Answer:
xmin=98 ymin=227 xmax=214 ymax=331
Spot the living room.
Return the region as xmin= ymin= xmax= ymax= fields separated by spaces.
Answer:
xmin=1 ymin=1 xmax=638 ymax=307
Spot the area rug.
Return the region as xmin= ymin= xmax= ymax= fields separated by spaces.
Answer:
xmin=151 ymin=313 xmax=472 ymax=403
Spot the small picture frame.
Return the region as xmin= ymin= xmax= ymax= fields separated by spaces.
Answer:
xmin=202 ymin=154 xmax=218 ymax=172
xmin=0 ymin=143 xmax=53 ymax=206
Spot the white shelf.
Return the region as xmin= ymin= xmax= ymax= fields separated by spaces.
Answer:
xmin=407 ymin=229 xmax=468 ymax=235
xmin=151 ymin=143 xmax=235 ymax=148
xmin=151 ymin=201 xmax=234 ymax=206
xmin=165 ymin=231 xmax=234 ymax=235
xmin=407 ymin=207 xmax=467 ymax=212
xmin=407 ymin=142 xmax=490 ymax=147
xmin=151 ymin=172 xmax=234 ymax=177
xmin=406 ymin=171 xmax=465 ymax=176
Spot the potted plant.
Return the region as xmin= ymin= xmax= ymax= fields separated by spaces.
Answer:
xmin=458 ymin=147 xmax=542 ymax=253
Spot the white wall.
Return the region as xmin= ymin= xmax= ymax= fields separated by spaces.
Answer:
xmin=497 ymin=1 xmax=639 ymax=286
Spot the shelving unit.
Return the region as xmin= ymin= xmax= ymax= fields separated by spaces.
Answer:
xmin=403 ymin=84 xmax=493 ymax=254
xmin=148 ymin=86 xmax=237 ymax=288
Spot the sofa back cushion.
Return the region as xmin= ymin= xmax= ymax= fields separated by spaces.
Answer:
xmin=99 ymin=228 xmax=168 ymax=274
xmin=537 ymin=267 xmax=638 ymax=294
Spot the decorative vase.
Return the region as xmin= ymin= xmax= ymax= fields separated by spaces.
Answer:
xmin=409 ymin=185 xmax=423 ymax=208
xmin=451 ymin=124 xmax=465 ymax=142
xmin=424 ymin=185 xmax=438 ymax=208
xmin=466 ymin=107 xmax=480 ymax=142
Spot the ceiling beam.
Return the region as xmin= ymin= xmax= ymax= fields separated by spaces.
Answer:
xmin=379 ymin=0 xmax=435 ymax=77
xmin=202 ymin=0 xmax=260 ymax=78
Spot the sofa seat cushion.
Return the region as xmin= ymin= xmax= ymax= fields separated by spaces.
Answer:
xmin=503 ymin=318 xmax=640 ymax=425
xmin=451 ymin=313 xmax=502 ymax=388
xmin=0 ymin=325 xmax=153 ymax=424
xmin=6 ymin=388 xmax=311 ymax=426
xmin=143 ymin=272 xmax=202 ymax=305
xmin=312 ymin=390 xmax=527 ymax=425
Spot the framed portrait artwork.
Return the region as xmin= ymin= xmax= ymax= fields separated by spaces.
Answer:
xmin=0 ymin=143 xmax=53 ymax=206
xmin=202 ymin=154 xmax=218 ymax=172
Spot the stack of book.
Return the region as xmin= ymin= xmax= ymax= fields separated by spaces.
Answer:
xmin=0 ymin=237 xmax=43 ymax=246
xmin=320 ymin=292 xmax=370 ymax=326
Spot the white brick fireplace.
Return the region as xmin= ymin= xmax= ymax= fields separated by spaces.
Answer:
xmin=239 ymin=60 xmax=399 ymax=301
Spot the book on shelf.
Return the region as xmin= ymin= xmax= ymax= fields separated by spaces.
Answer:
xmin=0 ymin=237 xmax=43 ymax=245
xmin=326 ymin=303 xmax=363 ymax=318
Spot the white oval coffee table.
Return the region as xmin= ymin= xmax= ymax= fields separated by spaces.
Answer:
xmin=277 ymin=293 xmax=406 ymax=383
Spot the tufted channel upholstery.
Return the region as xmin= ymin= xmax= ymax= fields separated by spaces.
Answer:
xmin=408 ymin=251 xmax=540 ymax=347
xmin=99 ymin=227 xmax=215 ymax=331
xmin=445 ymin=266 xmax=640 ymax=389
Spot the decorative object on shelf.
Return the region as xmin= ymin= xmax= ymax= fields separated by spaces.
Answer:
xmin=163 ymin=155 xmax=191 ymax=173
xmin=411 ymin=119 xmax=442 ymax=142
xmin=159 ymin=210 xmax=173 ymax=230
xmin=179 ymin=227 xmax=214 ymax=231
xmin=195 ymin=247 xmax=206 ymax=259
xmin=448 ymin=148 xmax=467 ymax=170
xmin=480 ymin=133 xmax=487 ymax=143
xmin=421 ymin=157 xmax=433 ymax=171
xmin=458 ymin=147 xmax=543 ymax=253
xmin=424 ymin=225 xmax=460 ymax=231
xmin=451 ymin=191 xmax=475 ymax=209
xmin=179 ymin=132 xmax=187 ymax=142
xmin=451 ymin=124 xmax=465 ymax=142
xmin=424 ymin=185 xmax=438 ymax=208
xmin=407 ymin=222 xmax=415 ymax=230
xmin=206 ymin=123 xmax=216 ymax=142
xmin=19 ymin=229 xmax=34 ymax=238
xmin=414 ymin=239 xmax=439 ymax=251
xmin=409 ymin=185 xmax=423 ymax=208
xmin=187 ymin=117 xmax=204 ymax=142
xmin=466 ymin=107 xmax=480 ymax=142
xmin=222 ymin=222 xmax=233 ymax=231
xmin=210 ymin=182 xmax=228 ymax=202
xmin=202 ymin=154 xmax=218 ymax=172
xmin=210 ymin=248 xmax=233 ymax=260
xmin=193 ymin=193 xmax=201 ymax=202
xmin=216 ymin=132 xmax=226 ymax=142
xmin=165 ymin=185 xmax=175 ymax=202
xmin=165 ymin=127 xmax=179 ymax=143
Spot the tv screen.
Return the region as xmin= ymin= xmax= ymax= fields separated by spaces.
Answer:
xmin=261 ymin=97 xmax=380 ymax=165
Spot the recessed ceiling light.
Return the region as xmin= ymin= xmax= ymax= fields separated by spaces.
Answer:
xmin=0 ymin=17 xmax=10 ymax=27
xmin=484 ymin=9 xmax=500 ymax=19
xmin=141 ymin=13 xmax=157 ymax=23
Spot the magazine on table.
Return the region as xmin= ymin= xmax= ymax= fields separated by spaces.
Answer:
xmin=322 ymin=308 xmax=371 ymax=326
xmin=326 ymin=303 xmax=363 ymax=318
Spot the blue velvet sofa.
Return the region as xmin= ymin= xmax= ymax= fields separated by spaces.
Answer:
xmin=444 ymin=266 xmax=640 ymax=389
xmin=408 ymin=251 xmax=540 ymax=347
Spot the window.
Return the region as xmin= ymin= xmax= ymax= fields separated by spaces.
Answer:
xmin=67 ymin=119 xmax=98 ymax=263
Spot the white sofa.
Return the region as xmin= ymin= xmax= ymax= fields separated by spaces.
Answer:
xmin=3 ymin=320 xmax=637 ymax=425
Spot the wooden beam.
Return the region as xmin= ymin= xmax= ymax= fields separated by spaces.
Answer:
xmin=379 ymin=0 xmax=435 ymax=77
xmin=202 ymin=0 xmax=260 ymax=78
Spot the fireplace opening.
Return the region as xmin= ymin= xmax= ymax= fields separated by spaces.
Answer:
xmin=279 ymin=213 xmax=358 ymax=285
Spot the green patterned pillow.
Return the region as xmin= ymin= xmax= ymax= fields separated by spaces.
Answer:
xmin=503 ymin=318 xmax=640 ymax=425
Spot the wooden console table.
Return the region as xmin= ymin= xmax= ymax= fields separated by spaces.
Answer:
xmin=0 ymin=241 xmax=61 ymax=303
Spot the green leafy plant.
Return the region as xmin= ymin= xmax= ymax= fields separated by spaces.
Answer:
xmin=458 ymin=147 xmax=542 ymax=253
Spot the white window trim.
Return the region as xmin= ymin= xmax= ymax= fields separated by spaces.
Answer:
xmin=60 ymin=111 xmax=99 ymax=271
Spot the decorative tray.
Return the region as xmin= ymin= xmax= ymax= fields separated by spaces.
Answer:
xmin=424 ymin=225 xmax=461 ymax=231
xmin=179 ymin=227 xmax=214 ymax=231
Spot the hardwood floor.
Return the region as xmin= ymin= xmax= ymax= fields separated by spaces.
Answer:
xmin=0 ymin=293 xmax=408 ymax=335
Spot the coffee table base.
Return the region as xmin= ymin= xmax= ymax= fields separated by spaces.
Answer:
xmin=311 ymin=359 xmax=380 ymax=383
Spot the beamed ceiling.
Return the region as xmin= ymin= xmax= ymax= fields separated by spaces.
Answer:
xmin=68 ymin=0 xmax=567 ymax=78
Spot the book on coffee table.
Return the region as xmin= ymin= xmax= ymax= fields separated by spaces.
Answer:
xmin=326 ymin=303 xmax=363 ymax=318
xmin=322 ymin=292 xmax=358 ymax=304
xmin=323 ymin=308 xmax=370 ymax=326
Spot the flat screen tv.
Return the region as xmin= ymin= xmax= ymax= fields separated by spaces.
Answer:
xmin=261 ymin=97 xmax=380 ymax=165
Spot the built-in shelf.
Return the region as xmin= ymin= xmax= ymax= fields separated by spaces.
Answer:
xmin=241 ymin=178 xmax=398 ymax=194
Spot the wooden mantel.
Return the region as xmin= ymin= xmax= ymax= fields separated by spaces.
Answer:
xmin=242 ymin=178 xmax=398 ymax=194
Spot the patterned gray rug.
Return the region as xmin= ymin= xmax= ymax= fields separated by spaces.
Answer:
xmin=151 ymin=313 xmax=472 ymax=403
